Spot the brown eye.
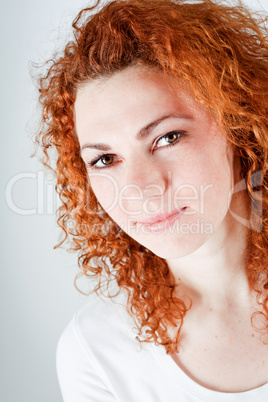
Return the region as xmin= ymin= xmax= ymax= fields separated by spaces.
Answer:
xmin=89 ymin=154 xmax=115 ymax=169
xmin=100 ymin=155 xmax=113 ymax=166
xmin=155 ymin=131 xmax=183 ymax=149
xmin=166 ymin=132 xmax=179 ymax=143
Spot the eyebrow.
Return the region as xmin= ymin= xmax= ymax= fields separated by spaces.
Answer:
xmin=80 ymin=113 xmax=193 ymax=154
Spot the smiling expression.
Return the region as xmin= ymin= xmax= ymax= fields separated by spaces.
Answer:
xmin=75 ymin=66 xmax=238 ymax=259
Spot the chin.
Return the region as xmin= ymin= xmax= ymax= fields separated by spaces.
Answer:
xmin=147 ymin=246 xmax=186 ymax=260
xmin=140 ymin=232 xmax=213 ymax=260
xmin=150 ymin=248 xmax=193 ymax=260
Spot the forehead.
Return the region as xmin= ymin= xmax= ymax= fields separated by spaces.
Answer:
xmin=74 ymin=66 xmax=207 ymax=139
xmin=75 ymin=67 xmax=198 ymax=108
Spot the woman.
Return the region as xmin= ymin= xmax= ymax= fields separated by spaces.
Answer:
xmin=35 ymin=0 xmax=268 ymax=400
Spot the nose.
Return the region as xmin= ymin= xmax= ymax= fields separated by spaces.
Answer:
xmin=120 ymin=157 xmax=168 ymax=215
xmin=126 ymin=156 xmax=167 ymax=195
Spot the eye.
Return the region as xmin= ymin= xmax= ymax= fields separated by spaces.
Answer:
xmin=154 ymin=130 xmax=186 ymax=150
xmin=88 ymin=154 xmax=115 ymax=169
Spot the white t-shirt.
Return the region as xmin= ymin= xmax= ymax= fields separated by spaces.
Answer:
xmin=56 ymin=286 xmax=268 ymax=402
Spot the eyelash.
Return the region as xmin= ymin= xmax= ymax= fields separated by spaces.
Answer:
xmin=86 ymin=130 xmax=187 ymax=170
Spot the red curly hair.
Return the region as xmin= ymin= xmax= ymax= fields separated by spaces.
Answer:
xmin=34 ymin=0 xmax=268 ymax=353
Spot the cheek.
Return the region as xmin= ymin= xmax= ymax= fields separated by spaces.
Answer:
xmin=171 ymin=148 xmax=233 ymax=220
xmin=203 ymin=172 xmax=232 ymax=214
xmin=195 ymin=158 xmax=233 ymax=226
xmin=90 ymin=174 xmax=120 ymax=214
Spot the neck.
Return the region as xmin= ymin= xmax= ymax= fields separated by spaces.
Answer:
xmin=166 ymin=211 xmax=252 ymax=310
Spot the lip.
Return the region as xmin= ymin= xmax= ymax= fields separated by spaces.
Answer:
xmin=137 ymin=207 xmax=187 ymax=233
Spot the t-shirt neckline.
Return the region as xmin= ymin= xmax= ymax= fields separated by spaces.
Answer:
xmin=150 ymin=342 xmax=268 ymax=401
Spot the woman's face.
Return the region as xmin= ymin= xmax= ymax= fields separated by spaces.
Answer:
xmin=75 ymin=66 xmax=239 ymax=259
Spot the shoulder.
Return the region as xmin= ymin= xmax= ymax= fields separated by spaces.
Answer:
xmin=56 ymin=286 xmax=137 ymax=400
xmin=71 ymin=284 xmax=136 ymax=346
xmin=56 ymin=283 xmax=134 ymax=362
xmin=56 ymin=286 xmax=139 ymax=402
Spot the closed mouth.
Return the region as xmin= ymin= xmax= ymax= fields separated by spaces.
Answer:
xmin=137 ymin=207 xmax=187 ymax=231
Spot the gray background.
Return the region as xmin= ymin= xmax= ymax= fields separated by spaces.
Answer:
xmin=2 ymin=0 xmax=268 ymax=401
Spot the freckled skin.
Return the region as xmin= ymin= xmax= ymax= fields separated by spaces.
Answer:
xmin=75 ymin=66 xmax=236 ymax=260
xmin=75 ymin=66 xmax=268 ymax=392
